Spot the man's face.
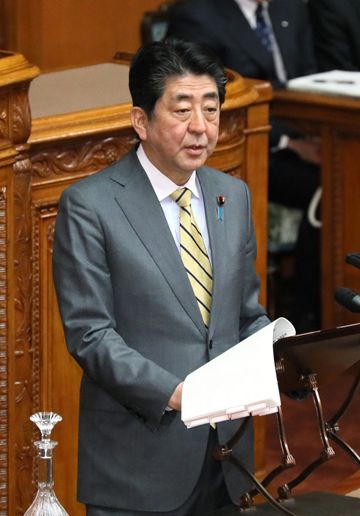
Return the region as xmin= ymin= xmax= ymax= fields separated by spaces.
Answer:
xmin=132 ymin=74 xmax=220 ymax=185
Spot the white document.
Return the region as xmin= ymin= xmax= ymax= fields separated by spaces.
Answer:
xmin=181 ymin=317 xmax=295 ymax=429
xmin=287 ymin=70 xmax=360 ymax=98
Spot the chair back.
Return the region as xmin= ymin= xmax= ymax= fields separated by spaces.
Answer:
xmin=140 ymin=1 xmax=181 ymax=44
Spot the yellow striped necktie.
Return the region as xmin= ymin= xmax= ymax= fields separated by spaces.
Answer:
xmin=171 ymin=188 xmax=213 ymax=328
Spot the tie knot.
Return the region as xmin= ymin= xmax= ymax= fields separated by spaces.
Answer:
xmin=171 ymin=188 xmax=192 ymax=209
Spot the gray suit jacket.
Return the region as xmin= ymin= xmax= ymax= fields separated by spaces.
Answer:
xmin=53 ymin=149 xmax=269 ymax=511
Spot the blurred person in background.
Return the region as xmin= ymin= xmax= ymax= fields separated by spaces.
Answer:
xmin=308 ymin=0 xmax=360 ymax=71
xmin=168 ymin=0 xmax=322 ymax=331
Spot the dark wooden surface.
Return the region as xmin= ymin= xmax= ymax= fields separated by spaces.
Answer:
xmin=271 ymin=89 xmax=360 ymax=330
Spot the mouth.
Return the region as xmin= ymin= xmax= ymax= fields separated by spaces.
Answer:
xmin=185 ymin=144 xmax=206 ymax=156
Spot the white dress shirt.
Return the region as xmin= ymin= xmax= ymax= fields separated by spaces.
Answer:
xmin=234 ymin=0 xmax=266 ymax=28
xmin=136 ymin=145 xmax=211 ymax=259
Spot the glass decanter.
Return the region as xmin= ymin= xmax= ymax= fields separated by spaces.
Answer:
xmin=25 ymin=412 xmax=69 ymax=515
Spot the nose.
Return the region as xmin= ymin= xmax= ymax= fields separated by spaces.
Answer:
xmin=188 ymin=109 xmax=206 ymax=134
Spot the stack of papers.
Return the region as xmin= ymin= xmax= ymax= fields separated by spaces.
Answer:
xmin=287 ymin=70 xmax=360 ymax=98
xmin=181 ymin=318 xmax=295 ymax=429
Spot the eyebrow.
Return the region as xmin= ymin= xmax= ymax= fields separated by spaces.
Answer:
xmin=174 ymin=91 xmax=219 ymax=102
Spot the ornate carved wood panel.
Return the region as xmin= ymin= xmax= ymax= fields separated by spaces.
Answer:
xmin=31 ymin=133 xmax=137 ymax=183
xmin=0 ymin=51 xmax=39 ymax=515
xmin=0 ymin=186 xmax=8 ymax=515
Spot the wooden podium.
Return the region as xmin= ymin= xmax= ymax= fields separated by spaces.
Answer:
xmin=0 ymin=51 xmax=271 ymax=515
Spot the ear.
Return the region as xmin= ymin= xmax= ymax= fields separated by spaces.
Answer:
xmin=131 ymin=107 xmax=149 ymax=141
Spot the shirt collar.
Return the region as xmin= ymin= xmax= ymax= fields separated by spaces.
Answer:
xmin=234 ymin=0 xmax=269 ymax=28
xmin=234 ymin=0 xmax=269 ymax=16
xmin=234 ymin=0 xmax=257 ymax=13
xmin=136 ymin=144 xmax=200 ymax=202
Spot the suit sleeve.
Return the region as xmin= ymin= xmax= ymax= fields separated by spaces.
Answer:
xmin=238 ymin=184 xmax=270 ymax=342
xmin=52 ymin=187 xmax=181 ymax=426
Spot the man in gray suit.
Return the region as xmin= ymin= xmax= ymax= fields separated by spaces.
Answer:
xmin=53 ymin=39 xmax=269 ymax=515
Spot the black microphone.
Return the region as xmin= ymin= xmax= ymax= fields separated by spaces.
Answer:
xmin=346 ymin=252 xmax=360 ymax=270
xmin=334 ymin=287 xmax=360 ymax=313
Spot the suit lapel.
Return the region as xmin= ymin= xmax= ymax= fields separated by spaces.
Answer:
xmin=198 ymin=171 xmax=227 ymax=340
xmin=269 ymin=0 xmax=294 ymax=77
xmin=110 ymin=153 xmax=207 ymax=338
xmin=223 ymin=0 xmax=275 ymax=76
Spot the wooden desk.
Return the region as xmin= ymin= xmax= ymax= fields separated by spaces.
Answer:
xmin=0 ymin=53 xmax=272 ymax=515
xmin=271 ymin=89 xmax=360 ymax=329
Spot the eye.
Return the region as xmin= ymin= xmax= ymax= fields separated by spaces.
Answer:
xmin=204 ymin=106 xmax=219 ymax=119
xmin=175 ymin=108 xmax=191 ymax=119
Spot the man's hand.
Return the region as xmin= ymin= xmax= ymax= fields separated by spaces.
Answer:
xmin=168 ymin=382 xmax=183 ymax=411
xmin=287 ymin=137 xmax=321 ymax=165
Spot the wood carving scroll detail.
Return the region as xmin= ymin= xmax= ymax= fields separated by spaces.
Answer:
xmin=0 ymin=187 xmax=7 ymax=513
xmin=32 ymin=203 xmax=58 ymax=393
xmin=30 ymin=204 xmax=58 ymax=500
xmin=47 ymin=220 xmax=55 ymax=247
xmin=13 ymin=156 xmax=35 ymax=514
xmin=0 ymin=98 xmax=8 ymax=141
xmin=31 ymin=134 xmax=137 ymax=179
xmin=0 ymin=87 xmax=32 ymax=144
xmin=11 ymin=87 xmax=32 ymax=144
xmin=32 ymin=204 xmax=57 ymax=358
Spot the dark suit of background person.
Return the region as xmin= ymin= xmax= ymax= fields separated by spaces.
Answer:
xmin=168 ymin=0 xmax=321 ymax=332
xmin=308 ymin=0 xmax=360 ymax=71
xmin=52 ymin=39 xmax=269 ymax=515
